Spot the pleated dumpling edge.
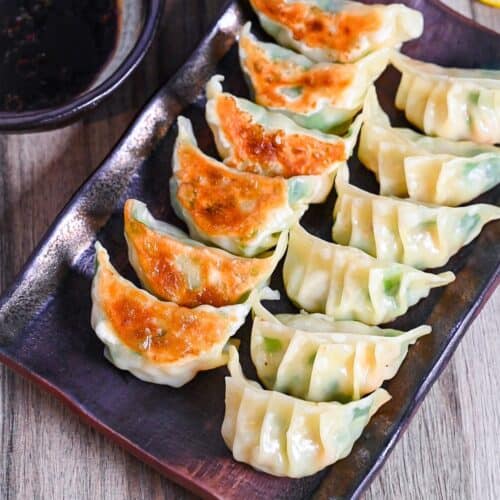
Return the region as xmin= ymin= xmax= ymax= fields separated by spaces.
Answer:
xmin=392 ymin=51 xmax=500 ymax=144
xmin=250 ymin=298 xmax=430 ymax=402
xmin=284 ymin=223 xmax=455 ymax=323
xmin=222 ymin=345 xmax=391 ymax=478
xmin=332 ymin=164 xmax=500 ymax=268
xmin=359 ymin=86 xmax=500 ymax=205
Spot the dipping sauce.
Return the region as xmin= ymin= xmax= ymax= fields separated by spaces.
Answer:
xmin=0 ymin=0 xmax=119 ymax=112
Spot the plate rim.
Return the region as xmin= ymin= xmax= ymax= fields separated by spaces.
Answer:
xmin=0 ymin=2 xmax=499 ymax=499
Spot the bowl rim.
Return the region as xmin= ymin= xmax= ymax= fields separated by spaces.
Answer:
xmin=0 ymin=0 xmax=165 ymax=133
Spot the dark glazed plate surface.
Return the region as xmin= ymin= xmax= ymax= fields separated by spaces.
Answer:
xmin=0 ymin=1 xmax=498 ymax=498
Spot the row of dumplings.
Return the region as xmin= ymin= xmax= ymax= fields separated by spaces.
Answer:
xmin=246 ymin=0 xmax=500 ymax=144
xmin=90 ymin=0 xmax=500 ymax=480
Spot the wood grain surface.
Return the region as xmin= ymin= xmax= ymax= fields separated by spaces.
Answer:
xmin=0 ymin=1 xmax=498 ymax=499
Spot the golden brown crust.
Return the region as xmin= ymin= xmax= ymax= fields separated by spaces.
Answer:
xmin=97 ymin=259 xmax=228 ymax=363
xmin=175 ymin=142 xmax=288 ymax=241
xmin=215 ymin=95 xmax=345 ymax=176
xmin=251 ymin=0 xmax=381 ymax=61
xmin=240 ymin=33 xmax=355 ymax=112
xmin=124 ymin=200 xmax=274 ymax=307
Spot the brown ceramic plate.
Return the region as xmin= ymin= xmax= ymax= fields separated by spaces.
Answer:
xmin=0 ymin=1 xmax=498 ymax=499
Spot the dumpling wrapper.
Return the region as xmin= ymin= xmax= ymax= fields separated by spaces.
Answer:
xmin=332 ymin=164 xmax=500 ymax=269
xmin=170 ymin=116 xmax=310 ymax=257
xmin=205 ymin=75 xmax=362 ymax=203
xmin=222 ymin=345 xmax=391 ymax=478
xmin=251 ymin=298 xmax=430 ymax=401
xmin=91 ymin=243 xmax=250 ymax=387
xmin=124 ymin=199 xmax=287 ymax=307
xmin=359 ymin=87 xmax=500 ymax=205
xmin=283 ymin=223 xmax=454 ymax=324
xmin=239 ymin=23 xmax=389 ymax=132
xmin=392 ymin=51 xmax=500 ymax=144
xmin=249 ymin=0 xmax=423 ymax=63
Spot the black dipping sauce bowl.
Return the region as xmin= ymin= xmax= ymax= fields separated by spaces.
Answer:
xmin=0 ymin=0 xmax=164 ymax=132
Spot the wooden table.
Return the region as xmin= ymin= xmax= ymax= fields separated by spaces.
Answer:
xmin=0 ymin=1 xmax=498 ymax=499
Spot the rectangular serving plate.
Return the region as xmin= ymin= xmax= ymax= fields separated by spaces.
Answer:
xmin=0 ymin=1 xmax=499 ymax=499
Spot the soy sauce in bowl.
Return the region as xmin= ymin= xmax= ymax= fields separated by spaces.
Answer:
xmin=0 ymin=0 xmax=119 ymax=112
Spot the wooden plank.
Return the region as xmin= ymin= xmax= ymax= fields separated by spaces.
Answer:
xmin=473 ymin=2 xmax=500 ymax=31
xmin=0 ymin=1 xmax=498 ymax=499
xmin=446 ymin=0 xmax=474 ymax=16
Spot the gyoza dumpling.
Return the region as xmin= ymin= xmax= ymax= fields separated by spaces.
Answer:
xmin=124 ymin=199 xmax=287 ymax=307
xmin=332 ymin=165 xmax=500 ymax=269
xmin=283 ymin=224 xmax=454 ymax=324
xmin=239 ymin=23 xmax=389 ymax=132
xmin=205 ymin=75 xmax=362 ymax=203
xmin=170 ymin=116 xmax=310 ymax=257
xmin=91 ymin=243 xmax=250 ymax=386
xmin=250 ymin=299 xmax=430 ymax=402
xmin=392 ymin=52 xmax=500 ymax=144
xmin=359 ymin=87 xmax=500 ymax=205
xmin=249 ymin=0 xmax=423 ymax=63
xmin=222 ymin=346 xmax=390 ymax=478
